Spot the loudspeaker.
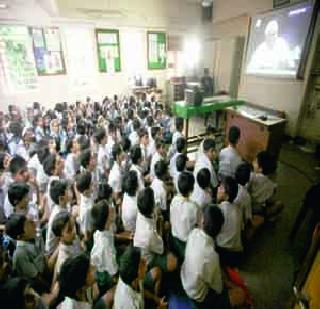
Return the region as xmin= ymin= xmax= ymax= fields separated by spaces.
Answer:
xmin=202 ymin=4 xmax=213 ymax=22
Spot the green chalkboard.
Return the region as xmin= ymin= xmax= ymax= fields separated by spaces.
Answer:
xmin=147 ymin=31 xmax=166 ymax=70
xmin=96 ymin=29 xmax=121 ymax=73
xmin=30 ymin=27 xmax=66 ymax=76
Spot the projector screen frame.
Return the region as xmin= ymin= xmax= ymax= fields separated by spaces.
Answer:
xmin=244 ymin=1 xmax=316 ymax=80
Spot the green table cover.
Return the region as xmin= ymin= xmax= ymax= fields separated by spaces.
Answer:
xmin=172 ymin=97 xmax=245 ymax=119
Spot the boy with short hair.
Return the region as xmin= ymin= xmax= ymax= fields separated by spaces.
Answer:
xmin=90 ymin=200 xmax=118 ymax=292
xmin=52 ymin=211 xmax=79 ymax=281
xmin=7 ymin=182 xmax=30 ymax=216
xmin=170 ymin=172 xmax=199 ymax=260
xmin=95 ymin=127 xmax=109 ymax=179
xmin=58 ymin=253 xmax=113 ymax=309
xmin=219 ymin=126 xmax=243 ymax=179
xmin=194 ymin=138 xmax=218 ymax=195
xmin=150 ymin=138 xmax=166 ymax=179
xmin=169 ymin=137 xmax=186 ymax=178
xmin=108 ymin=144 xmax=124 ymax=202
xmin=181 ymin=205 xmax=245 ymax=308
xmin=121 ymin=171 xmax=139 ymax=232
xmin=45 ymin=180 xmax=70 ymax=255
xmin=191 ymin=168 xmax=212 ymax=209
xmin=130 ymin=145 xmax=144 ymax=191
xmin=76 ymin=171 xmax=94 ymax=240
xmin=174 ymin=153 xmax=188 ymax=193
xmin=129 ymin=119 xmax=140 ymax=147
xmin=248 ymin=150 xmax=284 ymax=222
xmin=216 ymin=177 xmax=243 ymax=267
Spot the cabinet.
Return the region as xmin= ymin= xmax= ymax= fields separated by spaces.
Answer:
xmin=226 ymin=104 xmax=286 ymax=162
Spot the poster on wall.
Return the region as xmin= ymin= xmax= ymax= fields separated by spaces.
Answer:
xmin=147 ymin=31 xmax=166 ymax=70
xmin=0 ymin=25 xmax=38 ymax=94
xmin=30 ymin=26 xmax=66 ymax=75
xmin=96 ymin=29 xmax=121 ymax=73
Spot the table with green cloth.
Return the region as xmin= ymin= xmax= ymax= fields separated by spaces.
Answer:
xmin=172 ymin=96 xmax=245 ymax=140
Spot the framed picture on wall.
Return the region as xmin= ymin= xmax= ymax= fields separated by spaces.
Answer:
xmin=95 ymin=28 xmax=121 ymax=73
xmin=147 ymin=31 xmax=167 ymax=70
xmin=29 ymin=26 xmax=66 ymax=75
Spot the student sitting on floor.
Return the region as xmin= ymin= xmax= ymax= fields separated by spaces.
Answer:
xmin=170 ymin=171 xmax=199 ymax=261
xmin=58 ymin=253 xmax=113 ymax=309
xmin=216 ymin=177 xmax=243 ymax=267
xmin=248 ymin=150 xmax=284 ymax=222
xmin=134 ymin=187 xmax=177 ymax=295
xmin=121 ymin=171 xmax=139 ymax=232
xmin=169 ymin=137 xmax=186 ymax=179
xmin=52 ymin=211 xmax=80 ymax=284
xmin=5 ymin=214 xmax=55 ymax=293
xmin=219 ymin=126 xmax=243 ymax=179
xmin=130 ymin=145 xmax=145 ymax=192
xmin=181 ymin=205 xmax=245 ymax=309
xmin=173 ymin=153 xmax=188 ymax=193
xmin=45 ymin=180 xmax=71 ymax=255
xmin=194 ymin=138 xmax=219 ymax=197
xmin=191 ymin=168 xmax=213 ymax=209
xmin=95 ymin=127 xmax=109 ymax=180
xmin=150 ymin=138 xmax=166 ymax=180
xmin=76 ymin=171 xmax=94 ymax=242
xmin=114 ymin=246 xmax=167 ymax=309
xmin=151 ymin=160 xmax=168 ymax=219
xmin=90 ymin=200 xmax=118 ymax=294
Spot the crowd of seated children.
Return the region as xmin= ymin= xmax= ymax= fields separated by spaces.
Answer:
xmin=0 ymin=97 xmax=285 ymax=308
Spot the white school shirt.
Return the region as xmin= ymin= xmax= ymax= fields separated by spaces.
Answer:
xmin=249 ymin=172 xmax=276 ymax=209
xmin=191 ymin=183 xmax=212 ymax=209
xmin=45 ymin=205 xmax=68 ymax=254
xmin=169 ymin=151 xmax=181 ymax=178
xmin=121 ymin=193 xmax=138 ymax=232
xmin=59 ymin=298 xmax=91 ymax=309
xmin=114 ymin=277 xmax=144 ymax=309
xmin=150 ymin=152 xmax=163 ymax=179
xmin=105 ymin=135 xmax=115 ymax=158
xmin=151 ymin=178 xmax=167 ymax=211
xmin=181 ymin=228 xmax=222 ymax=302
xmin=172 ymin=131 xmax=183 ymax=147
xmin=97 ymin=145 xmax=109 ymax=176
xmin=218 ymin=146 xmax=243 ymax=178
xmin=47 ymin=175 xmax=60 ymax=214
xmin=173 ymin=171 xmax=181 ymax=194
xmin=216 ymin=201 xmax=243 ymax=251
xmin=28 ymin=154 xmax=41 ymax=172
xmin=64 ymin=153 xmax=76 ymax=182
xmin=194 ymin=153 xmax=218 ymax=188
xmin=108 ymin=162 xmax=122 ymax=194
xmin=79 ymin=194 xmax=94 ymax=235
xmin=130 ymin=164 xmax=144 ymax=192
xmin=148 ymin=138 xmax=156 ymax=157
xmin=129 ymin=131 xmax=139 ymax=147
xmin=170 ymin=195 xmax=198 ymax=242
xmin=234 ymin=184 xmax=252 ymax=225
xmin=91 ymin=230 xmax=118 ymax=275
xmin=133 ymin=212 xmax=164 ymax=263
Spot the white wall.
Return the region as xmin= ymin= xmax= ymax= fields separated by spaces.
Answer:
xmin=0 ymin=0 xmax=204 ymax=111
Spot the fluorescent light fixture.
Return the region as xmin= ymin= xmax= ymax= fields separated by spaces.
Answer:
xmin=0 ymin=3 xmax=8 ymax=9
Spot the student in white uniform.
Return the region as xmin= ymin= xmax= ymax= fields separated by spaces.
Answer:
xmin=130 ymin=145 xmax=145 ymax=192
xmin=59 ymin=254 xmax=113 ymax=309
xmin=108 ymin=144 xmax=124 ymax=203
xmin=45 ymin=180 xmax=71 ymax=255
xmin=90 ymin=200 xmax=118 ymax=292
xmin=168 ymin=117 xmax=184 ymax=160
xmin=105 ymin=122 xmax=117 ymax=159
xmin=169 ymin=137 xmax=186 ymax=179
xmin=150 ymin=138 xmax=166 ymax=180
xmin=121 ymin=171 xmax=139 ymax=232
xmin=196 ymin=124 xmax=217 ymax=160
xmin=216 ymin=176 xmax=243 ymax=267
xmin=148 ymin=126 xmax=161 ymax=158
xmin=151 ymin=160 xmax=168 ymax=218
xmin=170 ymin=171 xmax=199 ymax=261
xmin=95 ymin=127 xmax=109 ymax=179
xmin=134 ymin=187 xmax=177 ymax=294
xmin=139 ymin=128 xmax=151 ymax=173
xmin=129 ymin=119 xmax=141 ymax=147
xmin=248 ymin=150 xmax=284 ymax=222
xmin=76 ymin=171 xmax=94 ymax=241
xmin=191 ymin=168 xmax=212 ymax=209
xmin=219 ymin=126 xmax=243 ymax=179
xmin=194 ymin=138 xmax=218 ymax=196
xmin=173 ymin=153 xmax=188 ymax=193
xmin=181 ymin=205 xmax=245 ymax=309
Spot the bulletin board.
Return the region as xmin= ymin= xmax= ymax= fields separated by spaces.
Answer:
xmin=29 ymin=27 xmax=66 ymax=75
xmin=96 ymin=29 xmax=121 ymax=73
xmin=147 ymin=31 xmax=166 ymax=70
